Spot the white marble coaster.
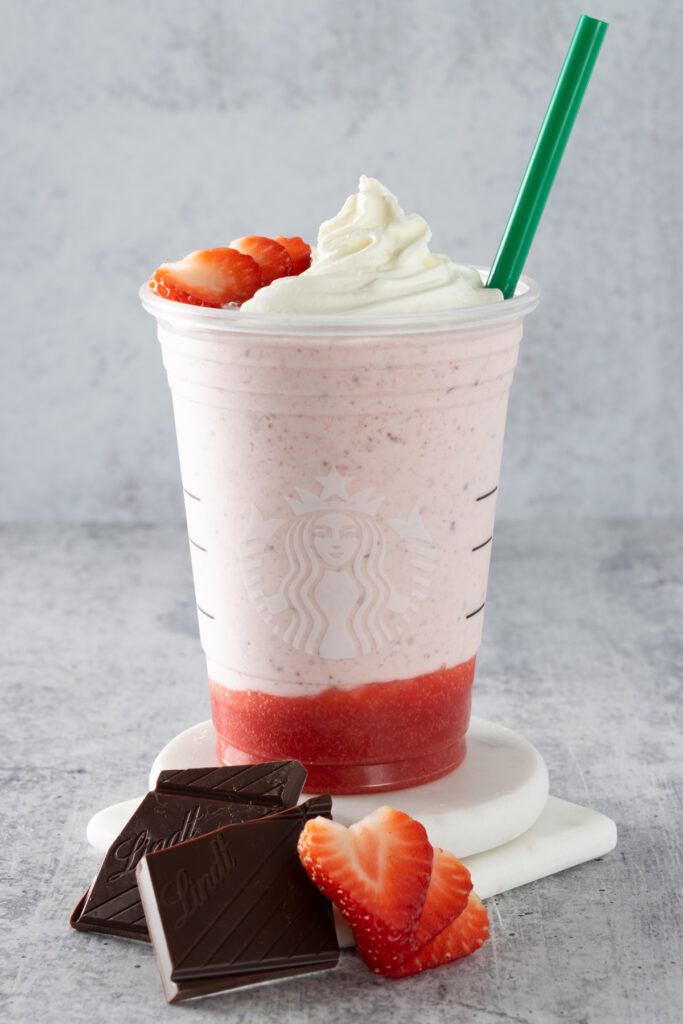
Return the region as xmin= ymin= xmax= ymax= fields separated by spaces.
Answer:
xmin=145 ymin=716 xmax=550 ymax=859
xmin=332 ymin=796 xmax=617 ymax=948
xmin=85 ymin=717 xmax=616 ymax=950
xmin=463 ymin=794 xmax=617 ymax=898
xmin=87 ymin=715 xmax=548 ymax=858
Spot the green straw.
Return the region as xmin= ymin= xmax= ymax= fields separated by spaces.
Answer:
xmin=486 ymin=14 xmax=608 ymax=299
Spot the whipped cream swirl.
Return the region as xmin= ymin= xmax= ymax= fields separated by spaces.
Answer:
xmin=242 ymin=176 xmax=503 ymax=314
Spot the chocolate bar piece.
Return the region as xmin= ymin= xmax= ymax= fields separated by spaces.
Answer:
xmin=136 ymin=796 xmax=339 ymax=1002
xmin=71 ymin=762 xmax=306 ymax=941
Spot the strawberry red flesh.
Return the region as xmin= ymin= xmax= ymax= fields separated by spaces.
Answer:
xmin=381 ymin=892 xmax=490 ymax=977
xmin=357 ymin=845 xmax=473 ymax=972
xmin=151 ymin=247 xmax=263 ymax=307
xmin=297 ymin=806 xmax=433 ymax=952
xmin=410 ymin=847 xmax=472 ymax=950
xmin=274 ymin=235 xmax=312 ymax=275
xmin=230 ymin=236 xmax=293 ymax=284
xmin=149 ymin=272 xmax=222 ymax=307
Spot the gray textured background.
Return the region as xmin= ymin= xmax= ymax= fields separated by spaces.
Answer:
xmin=2 ymin=0 xmax=681 ymax=522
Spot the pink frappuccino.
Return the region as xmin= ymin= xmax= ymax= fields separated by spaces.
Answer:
xmin=142 ymin=177 xmax=539 ymax=793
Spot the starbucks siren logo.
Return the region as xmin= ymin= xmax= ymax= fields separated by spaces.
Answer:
xmin=239 ymin=467 xmax=436 ymax=660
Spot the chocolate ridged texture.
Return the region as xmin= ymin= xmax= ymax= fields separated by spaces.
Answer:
xmin=136 ymin=796 xmax=338 ymax=1001
xmin=268 ymin=793 xmax=332 ymax=822
xmin=156 ymin=762 xmax=307 ymax=808
xmin=71 ymin=762 xmax=307 ymax=941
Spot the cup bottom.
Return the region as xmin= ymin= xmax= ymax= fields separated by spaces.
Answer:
xmin=209 ymin=656 xmax=475 ymax=795
xmin=215 ymin=734 xmax=467 ymax=794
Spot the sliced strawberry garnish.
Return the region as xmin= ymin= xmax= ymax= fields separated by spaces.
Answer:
xmin=149 ymin=271 xmax=221 ymax=307
xmin=297 ymin=806 xmax=433 ymax=954
xmin=230 ymin=236 xmax=293 ymax=285
xmin=411 ymin=847 xmax=473 ymax=950
xmin=381 ymin=892 xmax=489 ymax=977
xmin=274 ymin=235 xmax=312 ymax=275
xmin=357 ymin=846 xmax=473 ymax=972
xmin=151 ymin=248 xmax=263 ymax=307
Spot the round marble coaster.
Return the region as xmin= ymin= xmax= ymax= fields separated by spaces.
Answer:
xmin=145 ymin=715 xmax=549 ymax=859
xmin=87 ymin=717 xmax=548 ymax=859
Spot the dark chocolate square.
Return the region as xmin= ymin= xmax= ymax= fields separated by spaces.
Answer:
xmin=136 ymin=796 xmax=339 ymax=1001
xmin=71 ymin=762 xmax=306 ymax=941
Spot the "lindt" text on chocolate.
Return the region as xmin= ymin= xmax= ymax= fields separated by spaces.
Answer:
xmin=161 ymin=834 xmax=237 ymax=929
xmin=107 ymin=806 xmax=202 ymax=882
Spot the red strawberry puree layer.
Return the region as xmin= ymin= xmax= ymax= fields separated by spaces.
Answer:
xmin=209 ymin=656 xmax=475 ymax=794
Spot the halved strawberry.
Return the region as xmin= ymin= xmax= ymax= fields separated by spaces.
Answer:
xmin=381 ymin=893 xmax=490 ymax=978
xmin=150 ymin=248 xmax=263 ymax=307
xmin=230 ymin=236 xmax=292 ymax=284
xmin=274 ymin=235 xmax=312 ymax=275
xmin=357 ymin=846 xmax=473 ymax=972
xmin=297 ymin=806 xmax=433 ymax=953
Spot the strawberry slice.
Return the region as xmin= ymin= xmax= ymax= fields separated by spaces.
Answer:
xmin=381 ymin=892 xmax=490 ymax=978
xmin=274 ymin=235 xmax=312 ymax=275
xmin=357 ymin=846 xmax=473 ymax=972
xmin=297 ymin=806 xmax=433 ymax=953
xmin=411 ymin=847 xmax=473 ymax=950
xmin=230 ymin=236 xmax=293 ymax=284
xmin=149 ymin=272 xmax=222 ymax=307
xmin=150 ymin=248 xmax=263 ymax=307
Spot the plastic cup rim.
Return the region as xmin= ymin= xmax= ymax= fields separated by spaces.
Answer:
xmin=139 ymin=268 xmax=540 ymax=337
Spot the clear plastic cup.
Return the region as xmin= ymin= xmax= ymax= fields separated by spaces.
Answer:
xmin=141 ymin=274 xmax=540 ymax=793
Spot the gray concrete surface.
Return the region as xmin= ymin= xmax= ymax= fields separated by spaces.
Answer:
xmin=2 ymin=0 xmax=682 ymax=522
xmin=1 ymin=520 xmax=681 ymax=1022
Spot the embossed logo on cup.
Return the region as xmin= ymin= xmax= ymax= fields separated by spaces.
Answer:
xmin=240 ymin=467 xmax=436 ymax=659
